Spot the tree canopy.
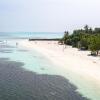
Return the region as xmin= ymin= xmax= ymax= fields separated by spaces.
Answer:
xmin=61 ymin=25 xmax=100 ymax=56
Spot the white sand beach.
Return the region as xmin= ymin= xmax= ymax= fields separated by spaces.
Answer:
xmin=19 ymin=40 xmax=100 ymax=80
xmin=19 ymin=39 xmax=100 ymax=100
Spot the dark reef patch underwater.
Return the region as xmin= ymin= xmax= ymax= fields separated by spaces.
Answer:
xmin=0 ymin=58 xmax=89 ymax=100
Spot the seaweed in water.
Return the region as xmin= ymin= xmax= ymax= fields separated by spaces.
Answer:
xmin=0 ymin=58 xmax=90 ymax=100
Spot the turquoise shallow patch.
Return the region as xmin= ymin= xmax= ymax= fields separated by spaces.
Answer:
xmin=0 ymin=40 xmax=59 ymax=75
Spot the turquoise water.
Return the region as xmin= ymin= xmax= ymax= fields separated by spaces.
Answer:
xmin=0 ymin=32 xmax=63 ymax=75
xmin=0 ymin=46 xmax=58 ymax=75
xmin=0 ymin=32 xmax=63 ymax=39
xmin=0 ymin=39 xmax=100 ymax=100
xmin=0 ymin=33 xmax=100 ymax=100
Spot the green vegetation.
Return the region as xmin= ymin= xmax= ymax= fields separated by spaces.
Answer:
xmin=61 ymin=25 xmax=100 ymax=56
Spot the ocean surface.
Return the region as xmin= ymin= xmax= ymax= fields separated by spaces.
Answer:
xmin=0 ymin=32 xmax=99 ymax=100
xmin=0 ymin=32 xmax=64 ymax=39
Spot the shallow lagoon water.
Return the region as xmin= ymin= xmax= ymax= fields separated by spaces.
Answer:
xmin=0 ymin=58 xmax=89 ymax=100
xmin=0 ymin=39 xmax=90 ymax=100
xmin=0 ymin=39 xmax=100 ymax=100
xmin=0 ymin=40 xmax=60 ymax=75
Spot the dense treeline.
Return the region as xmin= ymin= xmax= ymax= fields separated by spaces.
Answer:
xmin=60 ymin=25 xmax=100 ymax=56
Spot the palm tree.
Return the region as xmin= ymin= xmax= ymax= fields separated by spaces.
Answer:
xmin=84 ymin=25 xmax=89 ymax=33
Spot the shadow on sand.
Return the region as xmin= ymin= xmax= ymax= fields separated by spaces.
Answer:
xmin=0 ymin=58 xmax=89 ymax=100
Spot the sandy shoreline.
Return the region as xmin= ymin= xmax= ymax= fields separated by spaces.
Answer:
xmin=16 ymin=39 xmax=100 ymax=99
xmin=19 ymin=40 xmax=100 ymax=80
